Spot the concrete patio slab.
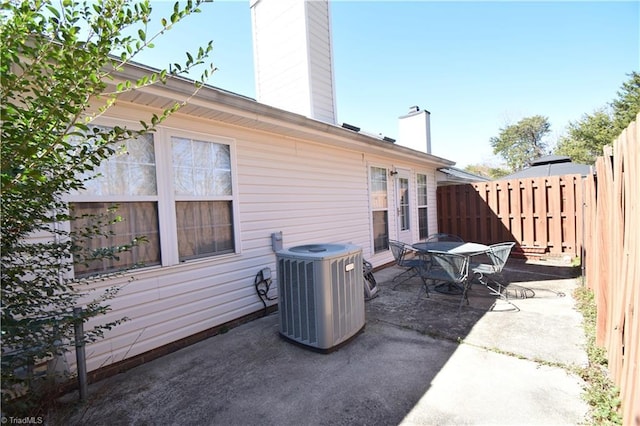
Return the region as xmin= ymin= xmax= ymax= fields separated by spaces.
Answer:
xmin=53 ymin=258 xmax=591 ymax=425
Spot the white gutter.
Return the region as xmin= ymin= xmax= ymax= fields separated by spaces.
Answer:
xmin=109 ymin=61 xmax=455 ymax=168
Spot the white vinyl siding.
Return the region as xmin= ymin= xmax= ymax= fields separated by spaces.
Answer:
xmin=237 ymin=136 xmax=369 ymax=249
xmin=62 ymin=104 xmax=443 ymax=374
xmin=75 ymin=116 xmax=372 ymax=372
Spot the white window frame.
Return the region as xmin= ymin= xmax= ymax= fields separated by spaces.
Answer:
xmin=65 ymin=120 xmax=161 ymax=277
xmin=65 ymin=119 xmax=241 ymax=276
xmin=416 ymin=173 xmax=429 ymax=240
xmin=368 ymin=164 xmax=390 ymax=254
xmin=159 ymin=127 xmax=241 ymax=265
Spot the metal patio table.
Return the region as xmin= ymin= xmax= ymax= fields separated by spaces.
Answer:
xmin=412 ymin=241 xmax=490 ymax=295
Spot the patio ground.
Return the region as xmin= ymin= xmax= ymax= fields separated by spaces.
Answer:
xmin=54 ymin=257 xmax=590 ymax=425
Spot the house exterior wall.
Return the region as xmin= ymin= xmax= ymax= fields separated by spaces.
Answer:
xmin=59 ymin=99 xmax=442 ymax=374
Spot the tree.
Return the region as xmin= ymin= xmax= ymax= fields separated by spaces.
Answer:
xmin=611 ymin=71 xmax=640 ymax=133
xmin=555 ymin=72 xmax=640 ymax=165
xmin=1 ymin=0 xmax=214 ymax=413
xmin=464 ymin=163 xmax=510 ymax=180
xmin=554 ymin=109 xmax=616 ymax=165
xmin=490 ymin=115 xmax=551 ymax=172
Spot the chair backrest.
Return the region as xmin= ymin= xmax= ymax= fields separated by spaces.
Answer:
xmin=388 ymin=240 xmax=407 ymax=264
xmin=425 ymin=233 xmax=464 ymax=243
xmin=487 ymin=242 xmax=516 ymax=273
xmin=362 ymin=259 xmax=378 ymax=299
xmin=429 ymin=251 xmax=469 ymax=284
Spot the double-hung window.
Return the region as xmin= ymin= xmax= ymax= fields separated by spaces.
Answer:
xmin=172 ymin=136 xmax=235 ymax=261
xmin=69 ymin=130 xmax=161 ymax=277
xmin=417 ymin=173 xmax=429 ymax=239
xmin=69 ymin=125 xmax=238 ymax=277
xmin=370 ymin=166 xmax=389 ymax=253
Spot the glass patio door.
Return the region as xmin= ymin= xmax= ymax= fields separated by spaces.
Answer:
xmin=395 ymin=169 xmax=412 ymax=244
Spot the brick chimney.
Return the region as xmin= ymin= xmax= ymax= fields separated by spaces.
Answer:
xmin=397 ymin=106 xmax=431 ymax=154
xmin=250 ymin=0 xmax=337 ymax=124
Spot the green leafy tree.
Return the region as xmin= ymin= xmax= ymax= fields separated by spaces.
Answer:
xmin=1 ymin=0 xmax=214 ymax=413
xmin=555 ymin=72 xmax=640 ymax=165
xmin=611 ymin=71 xmax=640 ymax=133
xmin=554 ymin=109 xmax=616 ymax=165
xmin=490 ymin=115 xmax=551 ymax=172
xmin=464 ymin=163 xmax=510 ymax=180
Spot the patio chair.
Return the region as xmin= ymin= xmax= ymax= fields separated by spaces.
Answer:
xmin=425 ymin=233 xmax=464 ymax=243
xmin=389 ymin=240 xmax=424 ymax=290
xmin=422 ymin=251 xmax=470 ymax=306
xmin=421 ymin=233 xmax=465 ymax=273
xmin=470 ymin=242 xmax=521 ymax=311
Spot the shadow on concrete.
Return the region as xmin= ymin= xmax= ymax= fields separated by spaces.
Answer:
xmin=52 ymin=260 xmax=587 ymax=425
xmin=370 ymin=258 xmax=580 ymax=345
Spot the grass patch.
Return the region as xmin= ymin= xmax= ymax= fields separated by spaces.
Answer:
xmin=573 ymin=285 xmax=623 ymax=425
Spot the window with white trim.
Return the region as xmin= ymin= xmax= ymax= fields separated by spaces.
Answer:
xmin=70 ymin=131 xmax=161 ymax=277
xmin=69 ymin=126 xmax=237 ymax=277
xmin=172 ymin=136 xmax=235 ymax=261
xmin=398 ymin=175 xmax=410 ymax=231
xmin=370 ymin=166 xmax=389 ymax=253
xmin=417 ymin=173 xmax=429 ymax=240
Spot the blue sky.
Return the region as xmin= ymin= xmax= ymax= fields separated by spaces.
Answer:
xmin=137 ymin=1 xmax=639 ymax=168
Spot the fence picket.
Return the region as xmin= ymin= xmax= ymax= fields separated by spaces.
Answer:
xmin=436 ymin=113 xmax=639 ymax=424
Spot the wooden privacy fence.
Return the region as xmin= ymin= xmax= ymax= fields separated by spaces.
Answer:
xmin=583 ymin=113 xmax=639 ymax=425
xmin=436 ymin=113 xmax=639 ymax=424
xmin=437 ymin=174 xmax=585 ymax=258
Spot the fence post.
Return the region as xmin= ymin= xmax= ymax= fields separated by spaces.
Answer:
xmin=73 ymin=307 xmax=88 ymax=402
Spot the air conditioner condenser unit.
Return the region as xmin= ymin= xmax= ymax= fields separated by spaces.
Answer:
xmin=276 ymin=244 xmax=365 ymax=352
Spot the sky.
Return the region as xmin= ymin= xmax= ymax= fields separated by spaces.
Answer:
xmin=135 ymin=1 xmax=639 ymax=168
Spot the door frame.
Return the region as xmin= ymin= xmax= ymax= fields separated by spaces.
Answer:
xmin=394 ymin=168 xmax=412 ymax=245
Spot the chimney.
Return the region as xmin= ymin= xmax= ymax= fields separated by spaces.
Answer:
xmin=250 ymin=0 xmax=337 ymax=124
xmin=397 ymin=106 xmax=431 ymax=154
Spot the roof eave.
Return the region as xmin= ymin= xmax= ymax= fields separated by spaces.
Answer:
xmin=109 ymin=62 xmax=455 ymax=168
